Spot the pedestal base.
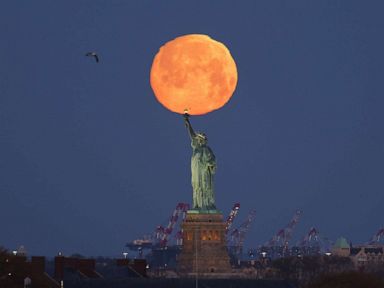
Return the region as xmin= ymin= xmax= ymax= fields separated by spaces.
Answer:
xmin=177 ymin=211 xmax=231 ymax=275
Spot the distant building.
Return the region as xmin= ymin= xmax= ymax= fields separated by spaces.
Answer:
xmin=0 ymin=254 xmax=59 ymax=288
xmin=54 ymin=255 xmax=147 ymax=283
xmin=332 ymin=237 xmax=350 ymax=257
xmin=330 ymin=237 xmax=384 ymax=271
xmin=115 ymin=258 xmax=147 ymax=278
xmin=349 ymin=245 xmax=384 ymax=270
xmin=54 ymin=255 xmax=102 ymax=281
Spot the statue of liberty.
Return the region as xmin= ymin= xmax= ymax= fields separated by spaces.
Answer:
xmin=184 ymin=113 xmax=216 ymax=210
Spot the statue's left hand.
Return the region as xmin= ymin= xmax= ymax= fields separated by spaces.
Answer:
xmin=183 ymin=113 xmax=190 ymax=128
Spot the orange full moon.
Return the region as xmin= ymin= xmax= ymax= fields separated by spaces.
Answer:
xmin=150 ymin=34 xmax=238 ymax=115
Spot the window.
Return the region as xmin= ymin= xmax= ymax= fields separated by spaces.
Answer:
xmin=213 ymin=231 xmax=220 ymax=241
xmin=207 ymin=230 xmax=212 ymax=241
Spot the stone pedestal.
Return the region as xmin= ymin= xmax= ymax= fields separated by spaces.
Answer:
xmin=177 ymin=210 xmax=231 ymax=275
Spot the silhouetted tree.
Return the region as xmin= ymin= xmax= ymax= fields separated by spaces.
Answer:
xmin=0 ymin=247 xmax=10 ymax=275
xmin=305 ymin=271 xmax=384 ymax=288
xmin=271 ymin=257 xmax=300 ymax=279
xmin=271 ymin=255 xmax=356 ymax=285
xmin=0 ymin=246 xmax=9 ymax=259
xmin=70 ymin=253 xmax=85 ymax=259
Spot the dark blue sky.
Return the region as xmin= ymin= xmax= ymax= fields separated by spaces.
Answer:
xmin=1 ymin=1 xmax=383 ymax=257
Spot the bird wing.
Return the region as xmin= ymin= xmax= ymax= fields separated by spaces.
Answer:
xmin=94 ymin=54 xmax=99 ymax=62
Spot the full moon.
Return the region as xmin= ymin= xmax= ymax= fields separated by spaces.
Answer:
xmin=150 ymin=34 xmax=238 ymax=115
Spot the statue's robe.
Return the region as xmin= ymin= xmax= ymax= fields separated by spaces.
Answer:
xmin=191 ymin=137 xmax=216 ymax=210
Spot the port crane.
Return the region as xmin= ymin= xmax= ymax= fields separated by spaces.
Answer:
xmin=225 ymin=203 xmax=241 ymax=234
xmin=227 ymin=209 xmax=256 ymax=256
xmin=264 ymin=209 xmax=302 ymax=257
xmin=126 ymin=202 xmax=189 ymax=252
xmin=369 ymin=227 xmax=384 ymax=245
xmin=298 ymin=227 xmax=319 ymax=246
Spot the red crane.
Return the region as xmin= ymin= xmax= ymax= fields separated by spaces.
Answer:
xmin=266 ymin=209 xmax=302 ymax=251
xmin=156 ymin=202 xmax=190 ymax=247
xmin=225 ymin=203 xmax=240 ymax=234
xmin=127 ymin=202 xmax=189 ymax=251
xmin=298 ymin=227 xmax=333 ymax=255
xmin=369 ymin=227 xmax=384 ymax=245
xmin=227 ymin=209 xmax=256 ymax=255
xmin=298 ymin=227 xmax=319 ymax=246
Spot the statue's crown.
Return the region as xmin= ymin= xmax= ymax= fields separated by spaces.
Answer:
xmin=196 ymin=133 xmax=207 ymax=140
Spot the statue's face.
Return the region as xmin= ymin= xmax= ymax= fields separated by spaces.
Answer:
xmin=196 ymin=133 xmax=207 ymax=145
xmin=198 ymin=138 xmax=207 ymax=145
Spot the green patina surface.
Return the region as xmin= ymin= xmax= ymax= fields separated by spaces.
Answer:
xmin=187 ymin=209 xmax=221 ymax=214
xmin=184 ymin=116 xmax=217 ymax=211
xmin=333 ymin=237 xmax=350 ymax=249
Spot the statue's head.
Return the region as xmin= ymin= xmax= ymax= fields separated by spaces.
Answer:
xmin=196 ymin=132 xmax=207 ymax=145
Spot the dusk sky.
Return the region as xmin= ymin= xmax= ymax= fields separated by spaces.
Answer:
xmin=1 ymin=1 xmax=383 ymax=257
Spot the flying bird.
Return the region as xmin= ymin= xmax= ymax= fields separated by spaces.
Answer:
xmin=85 ymin=52 xmax=99 ymax=63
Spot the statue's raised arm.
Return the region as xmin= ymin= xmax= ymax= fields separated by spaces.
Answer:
xmin=183 ymin=112 xmax=217 ymax=211
xmin=184 ymin=113 xmax=196 ymax=140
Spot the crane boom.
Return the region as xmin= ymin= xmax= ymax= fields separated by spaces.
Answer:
xmin=369 ymin=227 xmax=384 ymax=245
xmin=127 ymin=202 xmax=190 ymax=251
xmin=157 ymin=202 xmax=190 ymax=247
xmin=298 ymin=227 xmax=319 ymax=246
xmin=228 ymin=209 xmax=256 ymax=255
xmin=266 ymin=209 xmax=302 ymax=248
xmin=225 ymin=203 xmax=240 ymax=234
